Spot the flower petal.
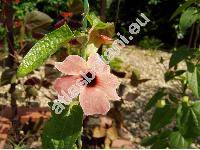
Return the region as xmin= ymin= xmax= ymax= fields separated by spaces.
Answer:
xmin=53 ymin=75 xmax=82 ymax=100
xmin=98 ymin=73 xmax=120 ymax=89
xmin=55 ymin=55 xmax=87 ymax=75
xmin=96 ymin=73 xmax=120 ymax=100
xmin=87 ymin=53 xmax=110 ymax=73
xmin=79 ymin=87 xmax=110 ymax=115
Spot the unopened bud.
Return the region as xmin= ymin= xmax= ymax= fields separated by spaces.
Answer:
xmin=156 ymin=100 xmax=166 ymax=108
xmin=182 ymin=96 xmax=189 ymax=103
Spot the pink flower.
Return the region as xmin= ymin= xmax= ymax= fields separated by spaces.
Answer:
xmin=53 ymin=53 xmax=120 ymax=115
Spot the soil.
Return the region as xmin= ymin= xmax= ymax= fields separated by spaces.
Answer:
xmin=1 ymin=46 xmax=198 ymax=148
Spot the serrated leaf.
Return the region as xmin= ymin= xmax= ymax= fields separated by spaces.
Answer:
xmin=17 ymin=24 xmax=74 ymax=77
xmin=170 ymin=0 xmax=197 ymax=20
xmin=187 ymin=65 xmax=200 ymax=98
xmin=145 ymin=89 xmax=166 ymax=111
xmin=150 ymin=105 xmax=177 ymax=131
xmin=42 ymin=101 xmax=83 ymax=148
xmin=169 ymin=131 xmax=192 ymax=148
xmin=179 ymin=7 xmax=200 ymax=34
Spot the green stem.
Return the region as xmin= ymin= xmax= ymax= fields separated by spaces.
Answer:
xmin=81 ymin=38 xmax=89 ymax=59
xmin=81 ymin=0 xmax=90 ymax=59
xmin=82 ymin=0 xmax=89 ymax=31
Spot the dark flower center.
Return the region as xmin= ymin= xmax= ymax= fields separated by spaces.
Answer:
xmin=83 ymin=72 xmax=97 ymax=87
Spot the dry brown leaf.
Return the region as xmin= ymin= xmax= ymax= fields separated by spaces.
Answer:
xmin=104 ymin=137 xmax=111 ymax=149
xmin=106 ymin=126 xmax=118 ymax=140
xmin=93 ymin=126 xmax=106 ymax=138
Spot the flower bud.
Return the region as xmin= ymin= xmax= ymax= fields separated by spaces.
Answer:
xmin=156 ymin=100 xmax=166 ymax=108
xmin=182 ymin=96 xmax=189 ymax=103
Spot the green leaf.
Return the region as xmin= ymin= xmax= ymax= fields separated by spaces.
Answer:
xmin=142 ymin=130 xmax=171 ymax=148
xmin=87 ymin=13 xmax=114 ymax=30
xmin=150 ymin=105 xmax=177 ymax=131
xmin=179 ymin=7 xmax=200 ymax=34
xmin=145 ymin=89 xmax=166 ymax=112
xmin=151 ymin=139 xmax=168 ymax=149
xmin=186 ymin=61 xmax=195 ymax=73
xmin=169 ymin=131 xmax=192 ymax=148
xmin=187 ymin=65 xmax=200 ymax=98
xmin=82 ymin=0 xmax=90 ymax=30
xmin=177 ymin=101 xmax=200 ymax=138
xmin=158 ymin=130 xmax=172 ymax=139
xmin=17 ymin=24 xmax=74 ymax=77
xmin=42 ymin=101 xmax=83 ymax=148
xmin=141 ymin=135 xmax=158 ymax=146
xmin=169 ymin=47 xmax=195 ymax=68
xmin=170 ymin=0 xmax=197 ymax=20
xmin=164 ymin=70 xmax=185 ymax=82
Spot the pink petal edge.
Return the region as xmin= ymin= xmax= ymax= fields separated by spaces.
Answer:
xmin=87 ymin=53 xmax=110 ymax=73
xmin=53 ymin=75 xmax=81 ymax=100
xmin=55 ymin=55 xmax=87 ymax=75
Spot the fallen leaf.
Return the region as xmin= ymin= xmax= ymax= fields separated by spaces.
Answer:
xmin=93 ymin=126 xmax=106 ymax=138
xmin=104 ymin=137 xmax=111 ymax=149
xmin=111 ymin=138 xmax=134 ymax=148
xmin=106 ymin=126 xmax=118 ymax=140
